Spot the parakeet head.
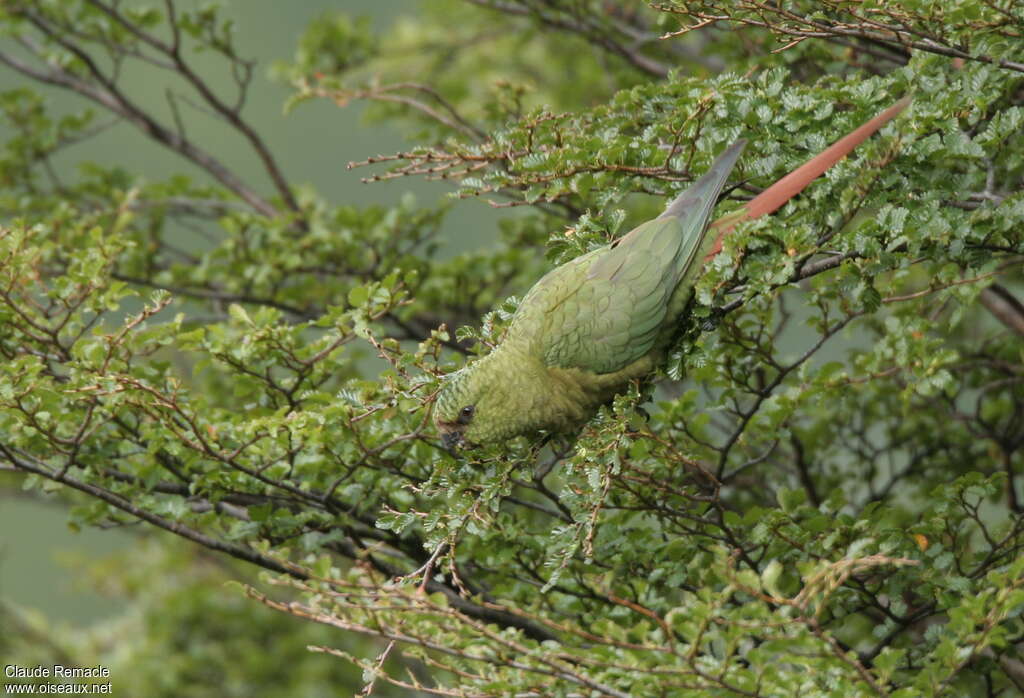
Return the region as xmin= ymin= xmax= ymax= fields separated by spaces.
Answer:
xmin=433 ymin=354 xmax=533 ymax=448
xmin=433 ymin=364 xmax=489 ymax=449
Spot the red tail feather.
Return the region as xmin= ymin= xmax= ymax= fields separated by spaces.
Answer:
xmin=705 ymin=96 xmax=911 ymax=260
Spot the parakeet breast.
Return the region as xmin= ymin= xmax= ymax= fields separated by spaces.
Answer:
xmin=449 ymin=342 xmax=658 ymax=444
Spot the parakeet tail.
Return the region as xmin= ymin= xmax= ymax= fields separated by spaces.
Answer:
xmin=704 ymin=96 xmax=912 ymax=258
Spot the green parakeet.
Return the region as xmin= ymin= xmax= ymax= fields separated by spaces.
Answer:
xmin=435 ymin=98 xmax=911 ymax=448
xmin=435 ymin=141 xmax=745 ymax=448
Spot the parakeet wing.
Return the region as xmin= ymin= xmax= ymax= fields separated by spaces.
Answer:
xmin=514 ymin=140 xmax=746 ymax=374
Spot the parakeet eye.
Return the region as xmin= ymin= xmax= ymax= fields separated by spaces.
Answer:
xmin=457 ymin=405 xmax=475 ymax=424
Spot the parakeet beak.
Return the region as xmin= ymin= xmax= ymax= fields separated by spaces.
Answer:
xmin=441 ymin=430 xmax=464 ymax=451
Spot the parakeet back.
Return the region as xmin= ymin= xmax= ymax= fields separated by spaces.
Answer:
xmin=507 ymin=139 xmax=747 ymax=374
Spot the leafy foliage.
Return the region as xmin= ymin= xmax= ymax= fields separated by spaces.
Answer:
xmin=0 ymin=538 xmax=400 ymax=697
xmin=1 ymin=1 xmax=1024 ymax=696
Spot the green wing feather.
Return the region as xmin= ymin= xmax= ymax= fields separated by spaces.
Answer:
xmin=509 ymin=140 xmax=746 ymax=374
